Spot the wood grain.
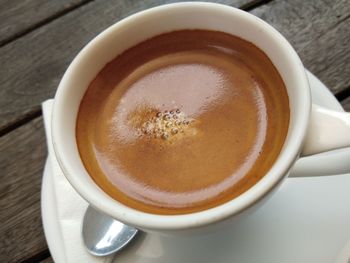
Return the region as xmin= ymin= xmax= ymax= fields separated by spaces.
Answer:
xmin=0 ymin=0 xmax=90 ymax=46
xmin=0 ymin=0 xmax=258 ymax=134
xmin=0 ymin=117 xmax=47 ymax=263
xmin=251 ymin=0 xmax=350 ymax=95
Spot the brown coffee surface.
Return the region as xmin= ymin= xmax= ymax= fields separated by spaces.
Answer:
xmin=76 ymin=30 xmax=289 ymax=215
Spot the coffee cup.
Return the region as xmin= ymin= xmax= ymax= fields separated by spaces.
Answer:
xmin=52 ymin=2 xmax=350 ymax=234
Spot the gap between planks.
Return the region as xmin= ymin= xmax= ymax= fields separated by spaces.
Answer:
xmin=22 ymin=249 xmax=50 ymax=263
xmin=0 ymin=106 xmax=41 ymax=137
xmin=240 ymin=0 xmax=273 ymax=11
xmin=336 ymin=86 xmax=350 ymax=101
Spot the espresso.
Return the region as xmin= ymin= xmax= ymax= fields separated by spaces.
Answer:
xmin=76 ymin=30 xmax=289 ymax=215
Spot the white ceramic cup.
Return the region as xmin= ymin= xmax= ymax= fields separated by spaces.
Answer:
xmin=52 ymin=2 xmax=350 ymax=234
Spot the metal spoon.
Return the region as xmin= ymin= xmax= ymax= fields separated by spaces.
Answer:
xmin=82 ymin=205 xmax=138 ymax=256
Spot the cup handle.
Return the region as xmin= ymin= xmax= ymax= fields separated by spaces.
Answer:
xmin=290 ymin=104 xmax=350 ymax=177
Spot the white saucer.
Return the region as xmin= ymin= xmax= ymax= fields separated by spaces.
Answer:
xmin=41 ymin=71 xmax=350 ymax=263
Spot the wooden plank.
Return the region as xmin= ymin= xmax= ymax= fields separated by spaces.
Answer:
xmin=341 ymin=96 xmax=350 ymax=112
xmin=0 ymin=0 xmax=257 ymax=134
xmin=251 ymin=0 xmax=350 ymax=94
xmin=0 ymin=0 xmax=89 ymax=46
xmin=0 ymin=117 xmax=47 ymax=263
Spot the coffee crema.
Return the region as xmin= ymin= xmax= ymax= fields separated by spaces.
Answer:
xmin=76 ymin=30 xmax=289 ymax=215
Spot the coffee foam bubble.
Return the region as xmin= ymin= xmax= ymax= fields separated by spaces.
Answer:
xmin=138 ymin=109 xmax=197 ymax=142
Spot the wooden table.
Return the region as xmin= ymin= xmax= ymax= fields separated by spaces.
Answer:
xmin=1 ymin=0 xmax=349 ymax=262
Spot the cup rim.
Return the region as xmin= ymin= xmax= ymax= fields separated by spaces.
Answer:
xmin=52 ymin=2 xmax=310 ymax=231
